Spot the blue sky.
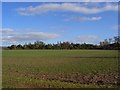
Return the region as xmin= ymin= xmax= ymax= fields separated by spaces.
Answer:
xmin=2 ymin=2 xmax=118 ymax=46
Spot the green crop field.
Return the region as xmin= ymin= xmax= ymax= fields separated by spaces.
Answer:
xmin=2 ymin=50 xmax=119 ymax=88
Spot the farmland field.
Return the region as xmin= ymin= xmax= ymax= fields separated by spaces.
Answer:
xmin=2 ymin=50 xmax=119 ymax=88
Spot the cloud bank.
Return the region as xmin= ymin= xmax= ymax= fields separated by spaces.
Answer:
xmin=17 ymin=3 xmax=118 ymax=16
xmin=75 ymin=35 xmax=100 ymax=44
xmin=2 ymin=28 xmax=59 ymax=44
xmin=65 ymin=16 xmax=102 ymax=21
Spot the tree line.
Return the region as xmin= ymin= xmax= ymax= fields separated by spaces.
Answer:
xmin=5 ymin=36 xmax=120 ymax=50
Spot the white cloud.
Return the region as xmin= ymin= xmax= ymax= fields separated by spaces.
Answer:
xmin=2 ymin=0 xmax=119 ymax=2
xmin=112 ymin=24 xmax=120 ymax=30
xmin=0 ymin=28 xmax=13 ymax=34
xmin=74 ymin=35 xmax=100 ymax=44
xmin=16 ymin=3 xmax=118 ymax=16
xmin=2 ymin=28 xmax=60 ymax=44
xmin=65 ymin=16 xmax=102 ymax=21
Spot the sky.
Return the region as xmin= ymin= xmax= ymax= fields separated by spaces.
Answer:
xmin=1 ymin=2 xmax=118 ymax=46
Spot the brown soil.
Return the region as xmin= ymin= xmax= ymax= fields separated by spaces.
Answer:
xmin=22 ymin=72 xmax=119 ymax=85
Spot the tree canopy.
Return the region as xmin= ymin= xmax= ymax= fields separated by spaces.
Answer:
xmin=6 ymin=36 xmax=120 ymax=50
